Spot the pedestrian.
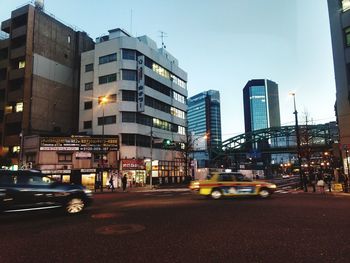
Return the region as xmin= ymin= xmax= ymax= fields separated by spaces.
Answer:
xmin=109 ymin=176 xmax=114 ymax=192
xmin=316 ymin=173 xmax=325 ymax=194
xmin=302 ymin=172 xmax=308 ymax=192
xmin=324 ymin=173 xmax=332 ymax=192
xmin=309 ymin=169 xmax=316 ymax=193
xmin=122 ymin=175 xmax=127 ymax=192
xmin=344 ymin=172 xmax=349 ymax=193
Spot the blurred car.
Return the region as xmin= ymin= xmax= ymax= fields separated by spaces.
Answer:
xmin=282 ymin=174 xmax=291 ymax=179
xmin=0 ymin=170 xmax=93 ymax=214
xmin=189 ymin=172 xmax=277 ymax=199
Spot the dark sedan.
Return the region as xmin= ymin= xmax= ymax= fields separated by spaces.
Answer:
xmin=0 ymin=170 xmax=93 ymax=214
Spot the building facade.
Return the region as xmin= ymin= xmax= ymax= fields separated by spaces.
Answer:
xmin=328 ymin=0 xmax=350 ymax=174
xmin=79 ymin=28 xmax=188 ymax=184
xmin=188 ymin=90 xmax=222 ymax=167
xmin=243 ymin=79 xmax=281 ymax=133
xmin=0 ymin=3 xmax=94 ymax=166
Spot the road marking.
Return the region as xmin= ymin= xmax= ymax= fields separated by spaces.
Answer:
xmin=91 ymin=212 xmax=122 ymax=219
xmin=95 ymin=224 xmax=145 ymax=235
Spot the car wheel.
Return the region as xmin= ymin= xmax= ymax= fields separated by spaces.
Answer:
xmin=66 ymin=197 xmax=85 ymax=214
xmin=259 ymin=188 xmax=270 ymax=198
xmin=211 ymin=189 xmax=222 ymax=200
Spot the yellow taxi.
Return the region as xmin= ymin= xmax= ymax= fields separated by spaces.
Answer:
xmin=189 ymin=172 xmax=277 ymax=199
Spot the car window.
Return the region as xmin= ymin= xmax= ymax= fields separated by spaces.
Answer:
xmin=0 ymin=175 xmax=13 ymax=185
xmin=219 ymin=174 xmax=235 ymax=182
xmin=27 ymin=176 xmax=52 ymax=185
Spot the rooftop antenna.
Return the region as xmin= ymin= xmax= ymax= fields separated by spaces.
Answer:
xmin=130 ymin=9 xmax=133 ymax=35
xmin=159 ymin=31 xmax=167 ymax=49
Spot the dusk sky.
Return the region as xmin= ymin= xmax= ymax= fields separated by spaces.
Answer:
xmin=1 ymin=0 xmax=336 ymax=140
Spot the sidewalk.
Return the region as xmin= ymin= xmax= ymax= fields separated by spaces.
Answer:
xmin=291 ymin=187 xmax=350 ymax=197
xmin=93 ymin=184 xmax=189 ymax=194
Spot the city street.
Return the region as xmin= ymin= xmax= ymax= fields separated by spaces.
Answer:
xmin=1 ymin=188 xmax=350 ymax=263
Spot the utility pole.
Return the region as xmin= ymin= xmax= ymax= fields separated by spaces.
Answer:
xmin=290 ymin=92 xmax=304 ymax=191
xmin=150 ymin=124 xmax=153 ymax=189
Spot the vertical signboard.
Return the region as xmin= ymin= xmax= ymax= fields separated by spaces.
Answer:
xmin=137 ymin=55 xmax=145 ymax=112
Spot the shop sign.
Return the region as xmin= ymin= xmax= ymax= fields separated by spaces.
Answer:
xmin=40 ymin=136 xmax=119 ymax=151
xmin=122 ymin=159 xmax=145 ymax=170
xmin=137 ymin=55 xmax=145 ymax=112
xmin=76 ymin=152 xmax=92 ymax=159
xmin=40 ymin=146 xmax=79 ymax=151
xmin=81 ymin=168 xmax=96 ymax=173
xmin=42 ymin=169 xmax=71 ymax=174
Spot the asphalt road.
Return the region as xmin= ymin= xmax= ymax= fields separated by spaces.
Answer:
xmin=1 ymin=189 xmax=350 ymax=263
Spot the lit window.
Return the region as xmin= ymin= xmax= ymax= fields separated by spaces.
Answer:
xmin=343 ymin=0 xmax=350 ymax=12
xmin=5 ymin=105 xmax=13 ymax=114
xmin=68 ymin=35 xmax=71 ymax=44
xmin=15 ymin=102 xmax=23 ymax=112
xmin=18 ymin=61 xmax=25 ymax=69
xmin=13 ymin=146 xmax=20 ymax=153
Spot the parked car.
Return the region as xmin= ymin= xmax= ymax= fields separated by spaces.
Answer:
xmin=0 ymin=170 xmax=93 ymax=214
xmin=189 ymin=172 xmax=277 ymax=199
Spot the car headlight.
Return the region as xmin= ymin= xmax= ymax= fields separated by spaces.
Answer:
xmin=268 ymin=184 xmax=277 ymax=189
xmin=84 ymin=189 xmax=93 ymax=195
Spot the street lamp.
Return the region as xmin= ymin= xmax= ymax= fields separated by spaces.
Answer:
xmin=289 ymin=92 xmax=304 ymax=191
xmin=98 ymin=96 xmax=108 ymax=191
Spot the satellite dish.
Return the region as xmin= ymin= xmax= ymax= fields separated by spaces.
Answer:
xmin=34 ymin=0 xmax=44 ymax=10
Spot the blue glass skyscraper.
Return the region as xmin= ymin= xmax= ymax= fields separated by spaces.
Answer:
xmin=243 ymin=79 xmax=281 ymax=133
xmin=188 ymin=90 xmax=222 ymax=167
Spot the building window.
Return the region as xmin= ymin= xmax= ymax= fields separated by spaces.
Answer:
xmin=122 ymin=49 xmax=136 ymax=60
xmin=122 ymin=134 xmax=135 ymax=146
xmin=98 ymin=115 xmax=116 ymax=126
xmin=58 ymin=153 xmax=72 ymax=162
xmin=85 ymin=82 xmax=93 ymax=91
xmin=13 ymin=146 xmax=20 ymax=153
xmin=122 ymin=112 xmax=136 ymax=122
xmin=99 ymin=74 xmax=117 ymax=84
xmin=345 ymin=27 xmax=350 ymax=47
xmin=15 ymin=102 xmax=23 ymax=112
xmin=68 ymin=35 xmax=71 ymax=44
xmin=85 ymin=63 xmax=93 ymax=72
xmin=173 ymin=91 xmax=186 ymax=104
xmin=343 ymin=0 xmax=350 ymax=12
xmin=122 ymin=69 xmax=137 ymax=81
xmin=171 ymin=107 xmax=185 ymax=119
xmin=83 ymin=120 xmax=92 ymax=129
xmin=18 ymin=61 xmax=25 ymax=69
xmin=99 ymin=53 xmax=117 ymax=64
xmin=84 ymin=101 xmax=92 ymax=110
xmin=178 ymin=126 xmax=186 ymax=135
xmin=122 ymin=90 xmax=136 ymax=101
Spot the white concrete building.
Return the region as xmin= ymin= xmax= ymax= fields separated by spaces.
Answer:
xmin=79 ymin=28 xmax=188 ymax=184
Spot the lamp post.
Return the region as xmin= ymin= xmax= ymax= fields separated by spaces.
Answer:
xmin=99 ymin=96 xmax=108 ymax=192
xmin=289 ymin=92 xmax=304 ymax=191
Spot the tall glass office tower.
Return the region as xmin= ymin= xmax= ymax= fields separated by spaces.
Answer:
xmin=243 ymin=79 xmax=281 ymax=133
xmin=188 ymin=90 xmax=222 ymax=167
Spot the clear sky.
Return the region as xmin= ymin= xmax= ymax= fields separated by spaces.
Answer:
xmin=1 ymin=0 xmax=336 ymax=140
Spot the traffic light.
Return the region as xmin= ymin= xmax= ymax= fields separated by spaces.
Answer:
xmin=163 ymin=139 xmax=172 ymax=147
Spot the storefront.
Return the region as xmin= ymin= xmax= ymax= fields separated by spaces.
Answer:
xmin=42 ymin=169 xmax=71 ymax=183
xmin=121 ymin=159 xmax=146 ymax=186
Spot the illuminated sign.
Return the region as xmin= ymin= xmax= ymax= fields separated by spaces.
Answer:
xmin=137 ymin=55 xmax=145 ymax=112
xmin=39 ymin=136 xmax=119 ymax=151
xmin=122 ymin=159 xmax=145 ymax=170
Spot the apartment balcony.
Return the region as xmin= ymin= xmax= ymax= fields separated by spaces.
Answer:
xmin=11 ymin=25 xmax=27 ymax=39
xmin=8 ymin=68 xmax=24 ymax=80
xmin=7 ymin=88 xmax=23 ymax=102
xmin=0 ymin=38 xmax=10 ymax=49
xmin=1 ymin=19 xmax=11 ymax=34
xmin=10 ymin=46 xmax=26 ymax=59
